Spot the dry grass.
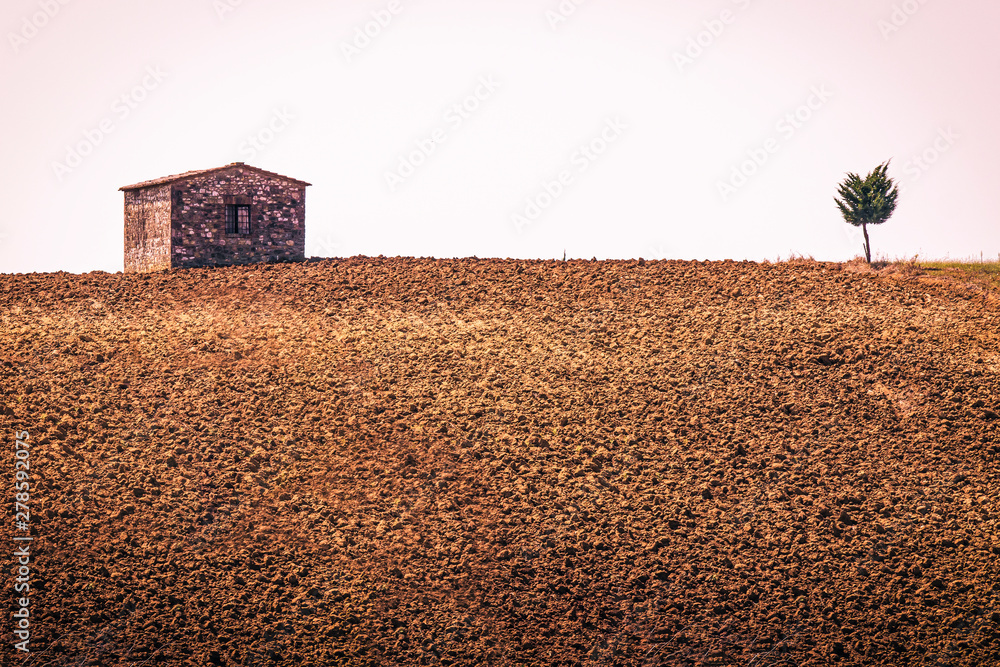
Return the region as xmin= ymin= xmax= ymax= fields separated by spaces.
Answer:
xmin=832 ymin=253 xmax=1000 ymax=290
xmin=919 ymin=259 xmax=1000 ymax=287
xmin=777 ymin=252 xmax=818 ymax=264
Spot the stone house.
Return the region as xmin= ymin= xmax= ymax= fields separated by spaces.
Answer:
xmin=120 ymin=162 xmax=310 ymax=273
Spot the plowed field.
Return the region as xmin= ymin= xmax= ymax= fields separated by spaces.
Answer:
xmin=2 ymin=257 xmax=999 ymax=666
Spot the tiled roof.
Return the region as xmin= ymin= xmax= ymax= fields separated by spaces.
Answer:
xmin=119 ymin=162 xmax=312 ymax=191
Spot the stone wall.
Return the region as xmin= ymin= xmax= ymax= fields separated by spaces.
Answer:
xmin=171 ymin=167 xmax=306 ymax=269
xmin=123 ymin=185 xmax=172 ymax=273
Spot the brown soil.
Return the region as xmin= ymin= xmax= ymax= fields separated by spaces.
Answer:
xmin=1 ymin=257 xmax=999 ymax=667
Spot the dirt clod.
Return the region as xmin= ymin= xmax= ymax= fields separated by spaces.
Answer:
xmin=2 ymin=257 xmax=998 ymax=666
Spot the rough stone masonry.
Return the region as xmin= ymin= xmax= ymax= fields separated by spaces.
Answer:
xmin=120 ymin=162 xmax=310 ymax=273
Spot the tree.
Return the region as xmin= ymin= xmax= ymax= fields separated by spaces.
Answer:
xmin=834 ymin=160 xmax=899 ymax=264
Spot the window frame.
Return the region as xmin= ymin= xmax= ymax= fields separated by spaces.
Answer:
xmin=223 ymin=196 xmax=253 ymax=236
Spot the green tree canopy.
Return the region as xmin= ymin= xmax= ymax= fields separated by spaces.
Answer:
xmin=834 ymin=160 xmax=899 ymax=263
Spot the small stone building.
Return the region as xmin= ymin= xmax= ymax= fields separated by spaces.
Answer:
xmin=120 ymin=162 xmax=310 ymax=273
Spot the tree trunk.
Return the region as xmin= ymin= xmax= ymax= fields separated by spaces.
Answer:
xmin=862 ymin=222 xmax=871 ymax=264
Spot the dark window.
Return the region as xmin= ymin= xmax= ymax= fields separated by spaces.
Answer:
xmin=225 ymin=205 xmax=250 ymax=234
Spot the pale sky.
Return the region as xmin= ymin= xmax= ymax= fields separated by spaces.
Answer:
xmin=2 ymin=0 xmax=998 ymax=273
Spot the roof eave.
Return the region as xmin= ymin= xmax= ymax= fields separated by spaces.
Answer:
xmin=118 ymin=163 xmax=312 ymax=191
